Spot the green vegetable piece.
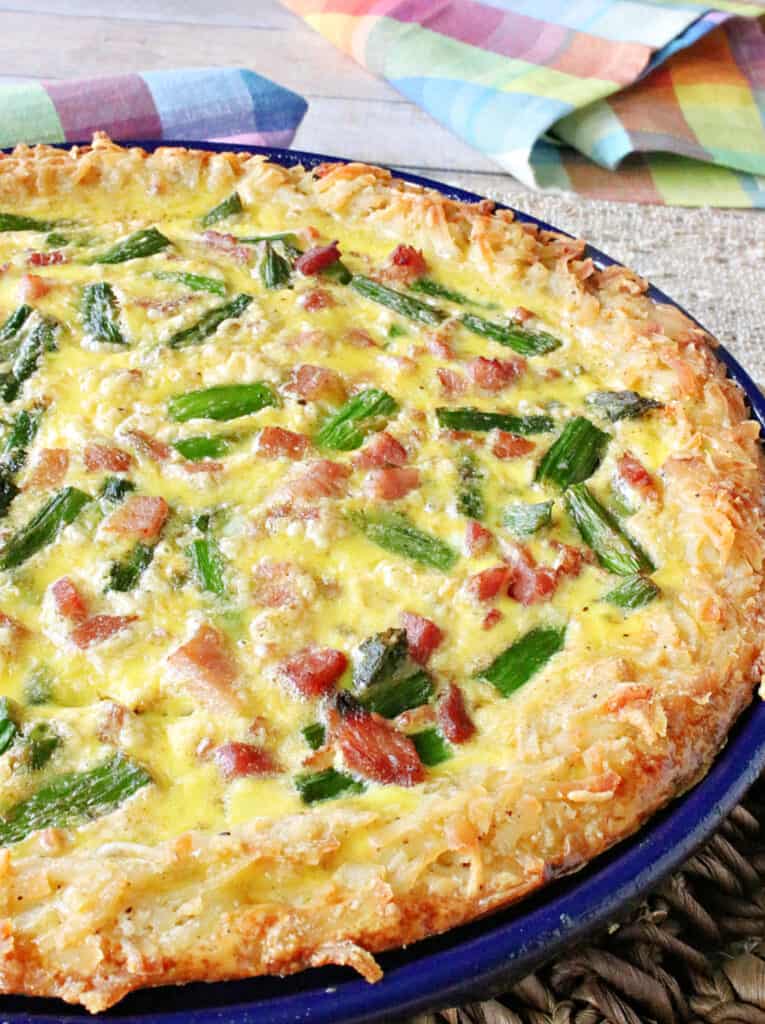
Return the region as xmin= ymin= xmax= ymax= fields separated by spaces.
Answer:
xmin=302 ymin=722 xmax=326 ymax=750
xmin=107 ymin=542 xmax=154 ymax=592
xmin=353 ymin=628 xmax=409 ymax=690
xmin=25 ymin=722 xmax=60 ymax=771
xmin=172 ymin=435 xmax=231 ymax=461
xmin=91 ymin=227 xmax=171 ymax=265
xmin=585 ymin=390 xmax=663 ymax=422
xmin=350 ymin=275 xmax=446 ymax=326
xmin=564 ymin=484 xmax=655 ymax=576
xmin=411 ymin=728 xmax=451 ymax=766
xmin=100 ymin=476 xmax=135 ymax=505
xmin=2 ymin=405 xmax=43 ymax=470
xmin=320 ymin=260 xmax=352 ymax=285
xmin=201 ymin=192 xmax=243 ymax=228
xmin=350 ymin=511 xmax=458 ymax=572
xmin=152 ymin=271 xmax=226 ymax=297
xmin=294 ymin=768 xmax=364 ymax=804
xmin=0 ymin=698 xmax=18 ymax=756
xmin=2 ymin=319 xmax=55 ymax=403
xmin=359 ymin=670 xmax=434 ymax=720
xmin=259 ymin=241 xmax=292 ymax=289
xmin=503 ymin=501 xmax=553 ymax=537
xmin=168 ymin=293 xmax=252 ymax=349
xmin=436 ymin=407 xmax=553 ymax=436
xmin=315 ymin=388 xmax=398 ymax=451
xmin=187 ymin=537 xmax=226 ymax=596
xmin=0 ymin=486 xmax=91 ymax=570
xmin=460 ymin=312 xmax=561 ymax=356
xmin=410 ymin=278 xmax=474 ymax=306
xmin=239 ymin=231 xmax=301 ymax=250
xmin=82 ymin=282 xmax=126 ymax=346
xmin=480 ymin=626 xmax=567 ymax=697
xmin=0 ymin=475 xmax=18 ymax=520
xmin=603 ymin=574 xmax=661 ymax=610
xmin=168 ymin=382 xmax=278 ymax=423
xmin=0 ymin=305 xmax=32 ymax=353
xmin=388 ymin=324 xmax=407 ymax=339
xmin=0 ymin=753 xmax=151 ymax=847
xmin=45 ymin=231 xmax=69 ymax=248
xmin=535 ymin=416 xmax=610 ymax=489
xmin=457 ymin=453 xmax=485 ymax=521
xmin=0 ymin=213 xmax=55 ymax=233
xmin=23 ymin=666 xmax=53 ymax=705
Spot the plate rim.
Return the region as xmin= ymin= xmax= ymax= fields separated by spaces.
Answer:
xmin=2 ymin=139 xmax=764 ymax=1024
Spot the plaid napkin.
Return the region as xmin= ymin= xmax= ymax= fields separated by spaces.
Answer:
xmin=0 ymin=68 xmax=307 ymax=150
xmin=283 ymin=0 xmax=765 ymax=207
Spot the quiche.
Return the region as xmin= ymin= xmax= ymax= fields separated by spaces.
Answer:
xmin=0 ymin=134 xmax=762 ymax=1012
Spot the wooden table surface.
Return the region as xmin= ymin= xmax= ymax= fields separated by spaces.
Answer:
xmin=2 ymin=0 xmax=764 ymax=374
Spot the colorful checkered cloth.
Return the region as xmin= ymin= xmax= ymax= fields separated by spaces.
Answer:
xmin=0 ymin=68 xmax=307 ymax=151
xmin=284 ymin=0 xmax=765 ymax=206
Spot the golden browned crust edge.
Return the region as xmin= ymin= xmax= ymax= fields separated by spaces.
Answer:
xmin=0 ymin=135 xmax=763 ymax=1012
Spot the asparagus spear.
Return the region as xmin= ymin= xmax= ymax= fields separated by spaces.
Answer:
xmin=168 ymin=382 xmax=278 ymax=423
xmin=354 ymin=628 xmax=409 ymax=690
xmin=0 ymin=405 xmax=43 ymax=518
xmin=259 ymin=241 xmax=292 ymax=289
xmin=187 ymin=536 xmax=226 ymax=596
xmin=294 ymin=767 xmax=364 ymax=804
xmin=479 ymin=626 xmax=567 ymax=697
xmin=302 ymin=722 xmax=326 ymax=750
xmin=564 ymin=484 xmax=654 ymax=575
xmin=503 ymin=501 xmax=553 ymax=537
xmin=0 ymin=698 xmax=18 ymax=756
xmin=410 ymin=278 xmax=475 ymax=306
xmin=2 ymin=319 xmax=55 ymax=403
xmin=603 ymin=573 xmax=661 ymax=609
xmin=82 ymin=282 xmax=126 ymax=346
xmin=100 ymin=476 xmax=135 ymax=506
xmin=585 ymin=390 xmax=662 ymax=422
xmin=0 ymin=753 xmax=151 ymax=847
xmin=457 ymin=452 xmax=485 ymax=521
xmin=350 ymin=275 xmax=446 ymax=326
xmin=152 ymin=271 xmax=226 ymax=297
xmin=0 ymin=213 xmax=56 ymax=233
xmin=350 ymin=510 xmax=458 ymax=572
xmin=460 ymin=313 xmax=561 ymax=356
xmin=535 ymin=416 xmax=610 ymax=489
xmin=200 ymin=192 xmax=243 ymax=228
xmin=25 ymin=722 xmax=60 ymax=771
xmin=436 ymin=407 xmax=553 ymax=436
xmin=168 ymin=293 xmax=252 ymax=349
xmin=359 ymin=670 xmax=434 ymax=719
xmin=411 ymin=727 xmax=451 ymax=766
xmin=0 ymin=487 xmax=91 ymax=570
xmin=0 ymin=305 xmax=32 ymax=354
xmin=172 ymin=435 xmax=231 ymax=461
xmin=315 ymin=388 xmax=398 ymax=451
xmin=91 ymin=227 xmax=171 ymax=265
xmin=107 ymin=543 xmax=154 ymax=592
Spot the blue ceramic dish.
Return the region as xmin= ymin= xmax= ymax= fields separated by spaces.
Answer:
xmin=3 ymin=142 xmax=765 ymax=1024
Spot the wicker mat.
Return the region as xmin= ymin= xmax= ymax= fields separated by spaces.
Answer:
xmin=400 ymin=188 xmax=765 ymax=1024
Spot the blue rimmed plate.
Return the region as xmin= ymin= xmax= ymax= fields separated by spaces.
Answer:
xmin=3 ymin=142 xmax=765 ymax=1024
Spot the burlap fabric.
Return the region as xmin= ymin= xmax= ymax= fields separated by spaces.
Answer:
xmin=403 ymin=188 xmax=765 ymax=1024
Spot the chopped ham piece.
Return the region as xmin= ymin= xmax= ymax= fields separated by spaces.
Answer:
xmin=0 ymin=611 xmax=28 ymax=651
xmin=282 ymin=646 xmax=348 ymax=698
xmin=482 ymin=608 xmax=503 ymax=630
xmin=437 ymin=367 xmax=467 ymax=397
xmin=104 ymin=495 xmax=169 ymax=542
xmin=123 ymin=430 xmax=171 ymax=462
xmin=213 ymin=742 xmax=277 ymax=779
xmin=202 ymin=230 xmax=251 ymax=263
xmin=300 ymin=289 xmax=335 ymax=312
xmin=467 ymin=566 xmax=513 ymax=602
xmin=468 ymin=356 xmax=526 ymax=392
xmin=50 ymin=577 xmax=89 ymax=623
xmin=257 ymin=426 xmax=310 ymax=460
xmin=19 ymin=274 xmax=50 ymax=301
xmin=295 ymin=241 xmax=341 ymax=275
xmin=251 ymin=560 xmax=315 ymax=609
xmin=464 ymin=520 xmax=494 ymax=556
xmin=168 ymin=623 xmax=239 ymax=708
xmin=355 ymin=431 xmax=407 ymax=469
xmin=330 ymin=693 xmax=425 ymax=787
xmin=84 ymin=444 xmax=133 ymax=473
xmin=384 ymin=244 xmax=428 ymax=284
xmin=437 ymin=683 xmax=475 ymax=743
xmin=618 ymin=453 xmax=658 ymax=499
xmin=287 ymin=459 xmax=350 ymax=500
xmin=503 ymin=543 xmax=557 ymax=606
xmin=71 ymin=615 xmax=137 ymax=649
xmin=401 ymin=612 xmax=443 ymax=665
xmin=491 ymin=431 xmax=534 ymax=459
xmin=287 ymin=364 xmax=347 ymax=404
xmin=28 ymin=251 xmax=66 ymax=267
xmin=365 ymin=466 xmax=420 ymax=500
xmin=550 ymin=541 xmax=587 ymax=578
xmin=26 ymin=449 xmax=69 ymax=490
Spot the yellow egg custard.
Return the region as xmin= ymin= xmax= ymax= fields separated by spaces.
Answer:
xmin=0 ymin=135 xmax=761 ymax=1011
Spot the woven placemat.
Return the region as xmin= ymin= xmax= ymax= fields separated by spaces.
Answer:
xmin=400 ymin=187 xmax=765 ymax=1024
